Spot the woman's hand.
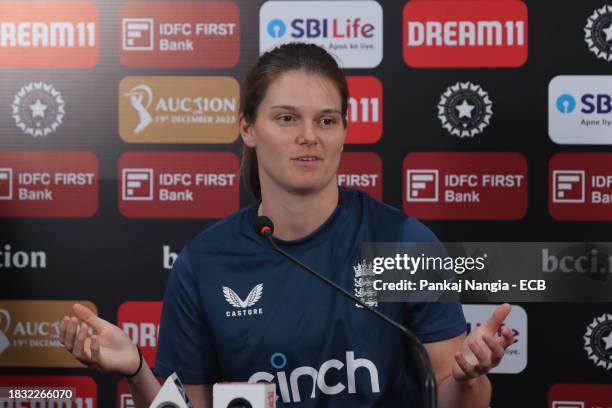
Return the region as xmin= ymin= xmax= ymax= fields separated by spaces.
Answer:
xmin=452 ymin=303 xmax=515 ymax=383
xmin=59 ymin=303 xmax=140 ymax=376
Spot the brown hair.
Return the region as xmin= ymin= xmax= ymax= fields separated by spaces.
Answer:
xmin=240 ymin=42 xmax=348 ymax=201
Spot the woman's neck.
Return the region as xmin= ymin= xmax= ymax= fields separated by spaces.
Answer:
xmin=258 ymin=182 xmax=339 ymax=241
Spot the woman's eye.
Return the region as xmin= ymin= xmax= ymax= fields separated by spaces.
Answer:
xmin=321 ymin=118 xmax=337 ymax=126
xmin=277 ymin=115 xmax=294 ymax=123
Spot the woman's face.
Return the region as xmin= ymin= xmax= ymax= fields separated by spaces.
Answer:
xmin=241 ymin=70 xmax=346 ymax=197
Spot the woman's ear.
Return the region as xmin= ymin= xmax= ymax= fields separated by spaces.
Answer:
xmin=239 ymin=113 xmax=256 ymax=147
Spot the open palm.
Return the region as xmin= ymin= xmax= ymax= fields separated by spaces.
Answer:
xmin=59 ymin=303 xmax=140 ymax=376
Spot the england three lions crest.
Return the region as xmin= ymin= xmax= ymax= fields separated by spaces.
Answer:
xmin=353 ymin=259 xmax=378 ymax=308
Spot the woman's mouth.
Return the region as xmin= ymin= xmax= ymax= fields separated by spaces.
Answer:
xmin=294 ymin=156 xmax=321 ymax=161
xmin=292 ymin=155 xmax=322 ymax=166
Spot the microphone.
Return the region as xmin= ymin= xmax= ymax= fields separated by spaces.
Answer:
xmin=213 ymin=383 xmax=276 ymax=408
xmin=149 ymin=373 xmax=194 ymax=408
xmin=255 ymin=216 xmax=437 ymax=408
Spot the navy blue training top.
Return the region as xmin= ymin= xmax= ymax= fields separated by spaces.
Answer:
xmin=153 ymin=188 xmax=466 ymax=407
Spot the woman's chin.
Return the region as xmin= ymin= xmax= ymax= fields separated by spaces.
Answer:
xmin=285 ymin=180 xmax=337 ymax=196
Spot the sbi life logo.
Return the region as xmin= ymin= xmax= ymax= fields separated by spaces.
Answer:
xmin=556 ymin=93 xmax=612 ymax=114
xmin=556 ymin=94 xmax=576 ymax=114
xmin=548 ymin=76 xmax=612 ymax=144
xmin=248 ymin=351 xmax=380 ymax=403
xmin=267 ymin=19 xmax=286 ymax=38
xmin=265 ymin=18 xmax=375 ymax=39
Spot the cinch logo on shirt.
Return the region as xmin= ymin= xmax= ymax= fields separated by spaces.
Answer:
xmin=223 ymin=284 xmax=264 ymax=318
xmin=248 ymin=351 xmax=380 ymax=404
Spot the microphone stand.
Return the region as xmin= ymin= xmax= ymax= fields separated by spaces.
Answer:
xmin=261 ymin=232 xmax=437 ymax=408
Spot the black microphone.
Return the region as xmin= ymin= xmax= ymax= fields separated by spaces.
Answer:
xmin=255 ymin=216 xmax=437 ymax=408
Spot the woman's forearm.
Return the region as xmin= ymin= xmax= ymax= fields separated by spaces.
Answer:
xmin=437 ymin=374 xmax=492 ymax=408
xmin=127 ymin=361 xmax=162 ymax=408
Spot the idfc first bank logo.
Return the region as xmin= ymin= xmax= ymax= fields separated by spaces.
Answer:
xmin=549 ymin=76 xmax=612 ymax=144
xmin=549 ymin=383 xmax=612 ymax=408
xmin=120 ymin=2 xmax=239 ymax=68
xmin=403 ymin=0 xmax=527 ymax=67
xmin=260 ymin=1 xmax=382 ymax=68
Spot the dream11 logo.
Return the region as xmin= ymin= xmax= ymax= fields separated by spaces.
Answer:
xmin=0 ymin=1 xmax=98 ymax=68
xmin=403 ymin=0 xmax=528 ymax=67
xmin=345 ymin=76 xmax=382 ymax=144
xmin=118 ymin=301 xmax=162 ymax=368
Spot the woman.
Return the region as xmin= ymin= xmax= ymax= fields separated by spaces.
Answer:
xmin=60 ymin=43 xmax=514 ymax=407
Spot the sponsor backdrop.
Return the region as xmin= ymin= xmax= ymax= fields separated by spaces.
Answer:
xmin=0 ymin=0 xmax=610 ymax=407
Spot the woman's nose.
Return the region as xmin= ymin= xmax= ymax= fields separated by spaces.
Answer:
xmin=297 ymin=123 xmax=318 ymax=145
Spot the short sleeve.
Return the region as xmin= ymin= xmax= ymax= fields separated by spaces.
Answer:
xmin=401 ymin=217 xmax=467 ymax=343
xmin=153 ymin=247 xmax=221 ymax=384
xmin=404 ymin=302 xmax=466 ymax=343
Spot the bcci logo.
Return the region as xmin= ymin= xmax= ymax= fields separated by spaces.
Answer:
xmin=353 ymin=260 xmax=377 ymax=308
xmin=12 ymin=82 xmax=65 ymax=137
xmin=584 ymin=313 xmax=612 ymax=370
xmin=438 ymin=82 xmax=493 ymax=138
xmin=585 ymin=5 xmax=612 ymax=61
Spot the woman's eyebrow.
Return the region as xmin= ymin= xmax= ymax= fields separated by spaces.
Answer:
xmin=269 ymin=105 xmax=342 ymax=115
xmin=321 ymin=108 xmax=342 ymax=115
xmin=269 ymin=105 xmax=297 ymax=111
